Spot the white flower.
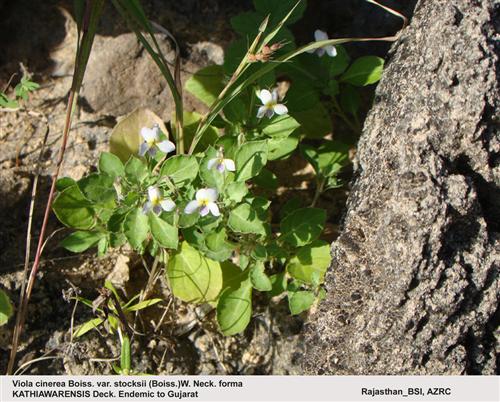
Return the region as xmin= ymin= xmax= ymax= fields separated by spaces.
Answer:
xmin=307 ymin=29 xmax=337 ymax=57
xmin=143 ymin=186 xmax=176 ymax=215
xmin=256 ymin=88 xmax=288 ymax=119
xmin=138 ymin=124 xmax=176 ymax=157
xmin=184 ymin=188 xmax=220 ymax=217
xmin=207 ymin=148 xmax=236 ymax=173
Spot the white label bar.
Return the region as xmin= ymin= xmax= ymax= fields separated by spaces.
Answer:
xmin=0 ymin=375 xmax=498 ymax=402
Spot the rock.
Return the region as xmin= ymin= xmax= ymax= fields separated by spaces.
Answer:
xmin=80 ymin=33 xmax=176 ymax=119
xmin=303 ymin=0 xmax=499 ymax=374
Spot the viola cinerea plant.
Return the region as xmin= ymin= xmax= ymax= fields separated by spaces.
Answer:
xmin=139 ymin=124 xmax=176 ymax=157
xmin=143 ymin=186 xmax=176 ymax=215
xmin=207 ymin=148 xmax=236 ymax=173
xmin=53 ymin=0 xmax=387 ymax=338
xmin=184 ymin=188 xmax=220 ymax=217
xmin=257 ymin=88 xmax=288 ymax=119
xmin=308 ymin=29 xmax=337 ymax=57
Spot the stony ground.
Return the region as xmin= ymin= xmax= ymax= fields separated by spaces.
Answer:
xmin=0 ymin=0 xmax=414 ymax=375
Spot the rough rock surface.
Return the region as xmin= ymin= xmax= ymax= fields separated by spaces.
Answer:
xmin=303 ymin=0 xmax=499 ymax=374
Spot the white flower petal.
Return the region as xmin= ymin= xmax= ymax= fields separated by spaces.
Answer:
xmin=141 ymin=127 xmax=156 ymax=142
xmin=326 ymin=45 xmax=337 ymax=57
xmin=160 ymin=199 xmax=176 ymax=212
xmin=208 ymin=202 xmax=220 ymax=217
xmin=314 ymin=29 xmax=328 ymax=42
xmin=223 ymin=158 xmax=236 ymax=172
xmin=257 ymin=106 xmax=267 ymax=119
xmin=265 ymin=108 xmax=274 ymax=118
xmin=273 ymin=104 xmax=288 ymax=115
xmin=207 ymin=158 xmax=217 ymax=170
xmin=139 ymin=142 xmax=149 ymax=157
xmin=184 ymin=200 xmax=199 ymax=214
xmin=272 ymin=88 xmax=279 ymax=103
xmin=142 ymin=201 xmax=152 ymax=214
xmin=148 ymin=186 xmax=161 ymax=202
xmin=199 ymin=205 xmax=210 ymax=217
xmin=316 ymin=47 xmax=326 ymax=57
xmin=157 ymin=140 xmax=176 ymax=154
xmin=204 ymin=188 xmax=218 ymax=202
xmin=257 ymin=89 xmax=272 ymax=105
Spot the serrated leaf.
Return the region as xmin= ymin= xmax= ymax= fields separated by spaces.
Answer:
xmin=217 ymin=265 xmax=252 ymax=336
xmin=52 ymin=185 xmax=95 ymax=230
xmin=99 ymin=152 xmax=125 ymax=179
xmin=78 ymin=173 xmax=116 ymax=204
xmin=287 ymin=240 xmax=331 ymax=284
xmin=149 ymin=213 xmax=178 ymax=249
xmin=340 ymin=56 xmax=385 ymax=86
xmin=124 ymin=208 xmax=149 ymax=250
xmin=124 ymin=156 xmax=148 ymax=185
xmin=225 ymin=181 xmax=248 ymax=204
xmin=160 ymin=155 xmax=199 ymax=186
xmin=280 ymin=208 xmax=326 ymax=247
xmin=235 ymin=140 xmax=268 ymax=182
xmin=288 ymin=290 xmax=315 ymax=315
xmin=228 ymin=203 xmax=268 ymax=236
xmin=250 ymin=262 xmax=272 ymax=291
xmin=261 ymin=114 xmax=300 ymax=138
xmin=267 ymin=133 xmax=299 ymax=160
xmin=60 ymin=231 xmax=104 ymax=253
xmin=166 ymin=242 xmax=222 ymax=303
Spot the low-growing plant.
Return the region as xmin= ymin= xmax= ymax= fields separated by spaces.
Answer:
xmin=52 ymin=0 xmax=388 ymax=337
xmin=8 ymin=0 xmax=405 ymax=375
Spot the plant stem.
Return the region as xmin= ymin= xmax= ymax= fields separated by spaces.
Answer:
xmin=310 ymin=178 xmax=325 ymax=208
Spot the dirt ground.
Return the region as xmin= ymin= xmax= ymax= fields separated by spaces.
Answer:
xmin=0 ymin=0 xmax=415 ymax=375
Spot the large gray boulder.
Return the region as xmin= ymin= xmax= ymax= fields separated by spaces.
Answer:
xmin=303 ymin=0 xmax=499 ymax=374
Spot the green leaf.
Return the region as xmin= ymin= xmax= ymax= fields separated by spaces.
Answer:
xmin=109 ymin=108 xmax=169 ymax=162
xmin=267 ymin=133 xmax=299 ymax=160
xmin=0 ymin=290 xmax=13 ymax=326
xmin=60 ymin=231 xmax=104 ymax=253
xmin=78 ymin=173 xmax=116 ymax=204
xmin=288 ymin=290 xmax=315 ymax=315
xmin=280 ymin=208 xmax=326 ymax=247
xmin=340 ymin=84 xmax=361 ymax=116
xmin=228 ymin=203 xmax=268 ymax=236
xmin=125 ymin=298 xmax=162 ymax=312
xmin=125 ymin=156 xmax=148 ymax=185
xmin=340 ymin=56 xmax=385 ymax=86
xmin=269 ymin=272 xmax=287 ymax=297
xmin=183 ymin=111 xmax=219 ymax=153
xmin=230 ymin=11 xmax=263 ymax=35
xmin=205 ymin=229 xmax=235 ymax=262
xmin=166 ymin=242 xmax=223 ymax=303
xmin=261 ymin=114 xmax=300 ymax=138
xmin=52 ymin=185 xmax=95 ymax=230
xmin=185 ymin=65 xmax=225 ymax=107
xmin=235 ymin=140 xmax=268 ymax=182
xmin=124 ymin=208 xmax=149 ymax=250
xmin=56 ymin=177 xmax=77 ymax=191
xmin=301 ymin=140 xmax=350 ymax=176
xmin=0 ymin=93 xmax=19 ymax=108
xmin=250 ymin=262 xmax=272 ymax=291
xmin=252 ymin=168 xmax=278 ymax=189
xmin=149 ymin=213 xmax=178 ymax=249
xmin=73 ymin=317 xmax=104 ymax=338
xmin=287 ymin=240 xmax=331 ymax=284
xmin=291 ymin=103 xmax=332 ymax=139
xmin=251 ymin=244 xmax=267 ymax=261
xmin=160 ymin=155 xmax=199 ymax=186
xmin=217 ymin=267 xmax=252 ymax=336
xmin=99 ymin=152 xmax=125 ymax=179
xmin=225 ymin=181 xmax=248 ymax=204
xmin=120 ymin=334 xmax=131 ymax=374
